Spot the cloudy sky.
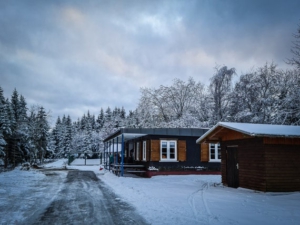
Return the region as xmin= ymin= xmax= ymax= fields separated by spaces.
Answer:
xmin=1 ymin=0 xmax=299 ymax=125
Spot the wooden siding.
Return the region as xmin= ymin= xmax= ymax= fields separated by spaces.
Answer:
xmin=222 ymin=138 xmax=267 ymax=192
xmin=144 ymin=140 xmax=150 ymax=161
xmin=146 ymin=140 xmax=150 ymax=161
xmin=139 ymin=141 xmax=142 ymax=162
xmin=265 ymin=145 xmax=300 ymax=192
xmin=178 ymin=140 xmax=186 ymax=161
xmin=221 ymin=143 xmax=227 ymax=185
xmin=151 ymin=140 xmax=160 ymax=161
xmin=264 ymin=137 xmax=300 ymax=145
xmin=201 ymin=143 xmax=209 ymax=162
xmin=222 ymin=130 xmax=253 ymax=142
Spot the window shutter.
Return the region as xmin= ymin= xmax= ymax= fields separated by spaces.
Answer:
xmin=139 ymin=141 xmax=142 ymax=162
xmin=151 ymin=140 xmax=160 ymax=161
xmin=201 ymin=143 xmax=209 ymax=162
xmin=145 ymin=140 xmax=149 ymax=161
xmin=178 ymin=140 xmax=186 ymax=161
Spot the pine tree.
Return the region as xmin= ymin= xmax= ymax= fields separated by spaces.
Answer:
xmin=0 ymin=87 xmax=8 ymax=157
xmin=63 ymin=115 xmax=72 ymax=156
xmin=96 ymin=108 xmax=105 ymax=130
xmin=53 ymin=116 xmax=64 ymax=157
xmin=105 ymin=107 xmax=112 ymax=121
xmin=35 ymin=107 xmax=50 ymax=163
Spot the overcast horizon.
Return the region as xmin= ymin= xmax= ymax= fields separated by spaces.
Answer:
xmin=1 ymin=0 xmax=300 ymax=125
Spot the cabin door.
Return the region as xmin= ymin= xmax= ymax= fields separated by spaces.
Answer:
xmin=226 ymin=147 xmax=239 ymax=188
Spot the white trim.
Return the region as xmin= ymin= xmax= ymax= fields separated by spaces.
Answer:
xmin=160 ymin=140 xmax=177 ymax=161
xmin=209 ymin=143 xmax=221 ymax=162
xmin=159 ymin=160 xmax=179 ymax=162
xmin=142 ymin=141 xmax=146 ymax=161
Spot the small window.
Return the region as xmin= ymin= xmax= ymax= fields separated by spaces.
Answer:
xmin=209 ymin=143 xmax=221 ymax=162
xmin=143 ymin=141 xmax=146 ymax=161
xmin=160 ymin=140 xmax=177 ymax=161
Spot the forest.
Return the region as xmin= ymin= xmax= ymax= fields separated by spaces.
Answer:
xmin=0 ymin=25 xmax=300 ymax=168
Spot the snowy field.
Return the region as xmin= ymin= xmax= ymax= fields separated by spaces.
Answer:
xmin=0 ymin=159 xmax=300 ymax=225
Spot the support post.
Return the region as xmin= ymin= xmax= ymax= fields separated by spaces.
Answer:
xmin=112 ymin=139 xmax=115 ymax=164
xmin=121 ymin=134 xmax=124 ymax=177
xmin=109 ymin=140 xmax=111 ymax=171
xmin=116 ymin=137 xmax=119 ymax=164
xmin=104 ymin=142 xmax=106 ymax=169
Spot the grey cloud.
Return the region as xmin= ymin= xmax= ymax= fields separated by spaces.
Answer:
xmin=1 ymin=0 xmax=299 ymax=125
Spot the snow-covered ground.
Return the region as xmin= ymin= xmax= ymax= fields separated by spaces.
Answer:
xmin=0 ymin=160 xmax=68 ymax=224
xmin=1 ymin=159 xmax=300 ymax=225
xmin=70 ymin=158 xmax=101 ymax=166
xmin=99 ymin=170 xmax=300 ymax=225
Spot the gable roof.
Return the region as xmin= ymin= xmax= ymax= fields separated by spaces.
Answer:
xmin=196 ymin=122 xmax=300 ymax=144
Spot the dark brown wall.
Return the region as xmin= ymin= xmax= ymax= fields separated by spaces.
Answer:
xmin=222 ymin=137 xmax=300 ymax=192
xmin=265 ymin=144 xmax=300 ymax=192
xmin=222 ymin=138 xmax=267 ymax=191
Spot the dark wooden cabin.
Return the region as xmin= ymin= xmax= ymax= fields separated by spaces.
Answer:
xmin=196 ymin=122 xmax=300 ymax=192
xmin=103 ymin=128 xmax=221 ymax=176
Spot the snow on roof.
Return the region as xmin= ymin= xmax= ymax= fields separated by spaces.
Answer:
xmin=196 ymin=122 xmax=300 ymax=143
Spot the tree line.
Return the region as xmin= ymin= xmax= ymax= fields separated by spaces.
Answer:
xmin=0 ymin=88 xmax=49 ymax=167
xmin=137 ymin=63 xmax=300 ymax=128
xmin=1 ymin=24 xmax=300 ymax=167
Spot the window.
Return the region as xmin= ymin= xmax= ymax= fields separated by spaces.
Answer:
xmin=143 ymin=141 xmax=146 ymax=161
xmin=160 ymin=140 xmax=177 ymax=161
xmin=209 ymin=143 xmax=221 ymax=162
xmin=136 ymin=142 xmax=140 ymax=160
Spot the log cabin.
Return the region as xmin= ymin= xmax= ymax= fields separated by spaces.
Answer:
xmin=196 ymin=122 xmax=300 ymax=192
xmin=103 ymin=128 xmax=221 ymax=177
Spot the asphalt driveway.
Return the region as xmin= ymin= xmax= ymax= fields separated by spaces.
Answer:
xmin=22 ymin=170 xmax=148 ymax=225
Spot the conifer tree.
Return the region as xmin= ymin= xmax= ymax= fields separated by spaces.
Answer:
xmin=0 ymin=87 xmax=8 ymax=158
xmin=35 ymin=107 xmax=50 ymax=163
xmin=96 ymin=108 xmax=105 ymax=130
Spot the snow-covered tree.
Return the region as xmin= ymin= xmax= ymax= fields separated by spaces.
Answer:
xmin=209 ymin=66 xmax=236 ymax=124
xmin=96 ymin=108 xmax=105 ymax=131
xmin=35 ymin=107 xmax=50 ymax=163
xmin=287 ymin=23 xmax=300 ymax=70
xmin=273 ymin=69 xmax=300 ymax=125
xmin=137 ymin=77 xmax=206 ymax=127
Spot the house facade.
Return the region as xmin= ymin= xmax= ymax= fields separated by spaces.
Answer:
xmin=103 ymin=128 xmax=221 ymax=176
xmin=196 ymin=122 xmax=300 ymax=192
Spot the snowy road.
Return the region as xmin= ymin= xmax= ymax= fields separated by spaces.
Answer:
xmin=24 ymin=170 xmax=148 ymax=225
xmin=0 ymin=170 xmax=148 ymax=225
xmin=2 ymin=160 xmax=300 ymax=225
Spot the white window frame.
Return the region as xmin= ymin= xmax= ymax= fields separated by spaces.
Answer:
xmin=136 ymin=142 xmax=140 ymax=160
xmin=143 ymin=141 xmax=146 ymax=161
xmin=209 ymin=143 xmax=221 ymax=162
xmin=160 ymin=140 xmax=177 ymax=162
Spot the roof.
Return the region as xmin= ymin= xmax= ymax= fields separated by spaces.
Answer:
xmin=196 ymin=122 xmax=300 ymax=144
xmin=104 ymin=128 xmax=209 ymax=143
